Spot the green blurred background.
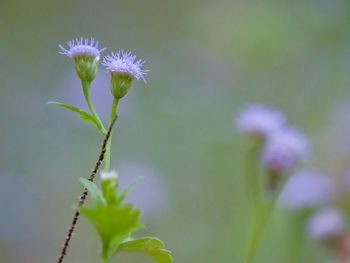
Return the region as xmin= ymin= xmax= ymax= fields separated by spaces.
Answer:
xmin=1 ymin=0 xmax=350 ymax=262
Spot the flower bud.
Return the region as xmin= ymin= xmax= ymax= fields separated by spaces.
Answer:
xmin=279 ymin=170 xmax=334 ymax=210
xmin=307 ymin=208 xmax=345 ymax=242
xmin=100 ymin=170 xmax=118 ymax=204
xmin=261 ymin=128 xmax=308 ymax=175
xmin=59 ymin=37 xmax=106 ymax=83
xmin=103 ymin=50 xmax=148 ymax=99
xmin=235 ymin=104 xmax=286 ymax=139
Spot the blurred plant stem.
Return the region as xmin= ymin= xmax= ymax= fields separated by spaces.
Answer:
xmin=244 ymin=192 xmax=280 ymax=263
xmin=242 ymin=140 xmax=263 ymax=263
xmin=104 ymin=98 xmax=119 ymax=170
xmin=242 ymin=139 xmax=284 ymax=263
xmin=287 ymin=210 xmax=309 ymax=263
xmin=244 ymin=140 xmax=262 ymax=212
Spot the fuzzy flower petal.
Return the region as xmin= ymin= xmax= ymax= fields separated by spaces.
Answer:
xmin=102 ymin=50 xmax=148 ymax=81
xmin=280 ymin=170 xmax=335 ymax=209
xmin=261 ymin=128 xmax=308 ymax=174
xmin=101 ymin=170 xmax=118 ymax=180
xmin=235 ymin=104 xmax=286 ymax=138
xmin=307 ymin=208 xmax=345 ymax=241
xmin=59 ymin=37 xmax=106 ymax=59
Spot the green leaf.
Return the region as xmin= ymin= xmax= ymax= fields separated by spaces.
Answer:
xmin=118 ymin=237 xmax=173 ymax=263
xmin=81 ymin=204 xmax=142 ymax=261
xmin=80 ymin=177 xmax=171 ymax=263
xmin=80 ymin=178 xmax=106 ymax=205
xmin=47 ymin=101 xmax=100 ymax=128
xmin=118 ymin=176 xmax=144 ymax=203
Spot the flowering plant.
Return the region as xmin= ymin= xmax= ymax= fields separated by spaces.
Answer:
xmin=50 ymin=37 xmax=172 ymax=263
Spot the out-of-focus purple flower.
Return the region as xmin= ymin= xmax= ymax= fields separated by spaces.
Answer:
xmin=235 ymin=104 xmax=286 ymax=138
xmin=102 ymin=50 xmax=148 ymax=81
xmin=59 ymin=37 xmax=106 ymax=60
xmin=307 ymin=208 xmax=345 ymax=241
xmin=280 ymin=170 xmax=335 ymax=209
xmin=261 ymin=128 xmax=308 ymax=174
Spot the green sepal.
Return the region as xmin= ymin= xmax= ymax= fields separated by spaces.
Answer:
xmin=110 ymin=72 xmax=133 ymax=99
xmin=118 ymin=237 xmax=173 ymax=263
xmin=80 ymin=178 xmax=106 ymax=205
xmin=47 ymin=101 xmax=100 ymax=129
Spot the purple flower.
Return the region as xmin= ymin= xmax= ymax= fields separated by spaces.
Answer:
xmin=102 ymin=50 xmax=148 ymax=81
xmin=280 ymin=170 xmax=334 ymax=209
xmin=59 ymin=37 xmax=106 ymax=60
xmin=261 ymin=128 xmax=308 ymax=174
xmin=235 ymin=104 xmax=286 ymax=138
xmin=307 ymin=208 xmax=345 ymax=241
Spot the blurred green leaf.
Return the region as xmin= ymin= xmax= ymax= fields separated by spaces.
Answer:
xmin=80 ymin=177 xmax=106 ymax=205
xmin=47 ymin=101 xmax=100 ymax=128
xmin=119 ymin=237 xmax=173 ymax=263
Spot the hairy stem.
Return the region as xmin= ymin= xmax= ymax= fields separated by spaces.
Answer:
xmin=56 ymin=116 xmax=117 ymax=263
xmin=104 ymin=98 xmax=119 ymax=170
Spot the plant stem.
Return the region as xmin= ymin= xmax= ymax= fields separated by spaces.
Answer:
xmin=244 ymin=205 xmax=266 ymax=263
xmin=244 ymin=141 xmax=262 ymax=212
xmin=242 ymin=141 xmax=263 ymax=263
xmin=104 ymin=98 xmax=119 ymax=170
xmin=243 ymin=170 xmax=286 ymax=263
xmin=287 ymin=211 xmax=309 ymax=263
xmin=82 ymin=80 xmax=106 ymax=134
xmin=56 ymin=116 xmax=117 ymax=263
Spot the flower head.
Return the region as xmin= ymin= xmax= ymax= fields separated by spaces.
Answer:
xmin=261 ymin=128 xmax=308 ymax=174
xmin=101 ymin=170 xmax=118 ymax=181
xmin=102 ymin=50 xmax=148 ymax=81
xmin=59 ymin=37 xmax=106 ymax=82
xmin=59 ymin=37 xmax=105 ymax=60
xmin=280 ymin=170 xmax=335 ymax=209
xmin=307 ymin=208 xmax=345 ymax=241
xmin=102 ymin=50 xmax=148 ymax=99
xmin=235 ymin=104 xmax=286 ymax=138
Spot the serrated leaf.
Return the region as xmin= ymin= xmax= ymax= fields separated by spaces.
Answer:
xmin=118 ymin=176 xmax=143 ymax=203
xmin=80 ymin=178 xmax=106 ymax=205
xmin=81 ymin=204 xmax=142 ymax=261
xmin=118 ymin=237 xmax=173 ymax=263
xmin=47 ymin=101 xmax=100 ymax=128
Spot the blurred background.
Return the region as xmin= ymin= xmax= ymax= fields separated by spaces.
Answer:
xmin=1 ymin=0 xmax=350 ymax=262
